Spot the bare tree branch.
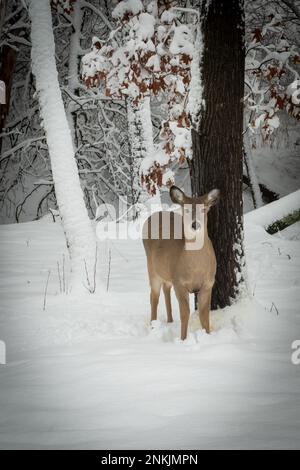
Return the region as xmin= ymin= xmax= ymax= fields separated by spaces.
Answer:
xmin=281 ymin=0 xmax=300 ymax=19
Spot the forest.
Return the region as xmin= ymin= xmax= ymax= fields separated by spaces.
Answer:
xmin=0 ymin=0 xmax=299 ymax=451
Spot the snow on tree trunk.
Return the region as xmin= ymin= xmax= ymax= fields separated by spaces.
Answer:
xmin=127 ymin=98 xmax=142 ymax=163
xmin=127 ymin=97 xmax=143 ymax=215
xmin=29 ymin=0 xmax=98 ymax=293
xmin=190 ymin=0 xmax=245 ymax=309
xmin=139 ymin=96 xmax=154 ymax=160
xmin=187 ymin=21 xmax=204 ymax=129
xmin=127 ymin=96 xmax=161 ymax=207
xmin=66 ymin=0 xmax=83 ymax=148
xmin=138 ymin=96 xmax=161 ymax=206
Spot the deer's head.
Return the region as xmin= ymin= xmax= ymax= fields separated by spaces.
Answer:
xmin=170 ymin=185 xmax=220 ymax=242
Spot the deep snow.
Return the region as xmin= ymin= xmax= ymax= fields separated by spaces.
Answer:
xmin=0 ymin=206 xmax=300 ymax=449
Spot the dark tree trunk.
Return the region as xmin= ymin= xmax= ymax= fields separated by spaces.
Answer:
xmin=0 ymin=45 xmax=17 ymax=148
xmin=0 ymin=1 xmax=18 ymax=151
xmin=189 ymin=0 xmax=245 ymax=309
xmin=0 ymin=0 xmax=7 ymax=36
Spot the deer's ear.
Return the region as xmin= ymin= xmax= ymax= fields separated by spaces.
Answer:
xmin=206 ymin=189 xmax=220 ymax=208
xmin=170 ymin=186 xmax=186 ymax=205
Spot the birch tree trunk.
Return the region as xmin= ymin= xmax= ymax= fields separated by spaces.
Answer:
xmin=189 ymin=0 xmax=245 ymax=309
xmin=29 ymin=0 xmax=98 ymax=293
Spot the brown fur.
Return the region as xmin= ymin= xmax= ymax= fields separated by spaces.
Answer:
xmin=142 ymin=185 xmax=220 ymax=340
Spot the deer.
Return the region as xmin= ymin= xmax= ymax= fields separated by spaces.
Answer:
xmin=142 ymin=185 xmax=220 ymax=340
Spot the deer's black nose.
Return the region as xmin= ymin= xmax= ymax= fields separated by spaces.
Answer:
xmin=192 ymin=221 xmax=200 ymax=231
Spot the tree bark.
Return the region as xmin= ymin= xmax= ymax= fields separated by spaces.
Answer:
xmin=0 ymin=1 xmax=18 ymax=149
xmin=0 ymin=0 xmax=6 ymax=36
xmin=189 ymin=0 xmax=245 ymax=309
xmin=0 ymin=45 xmax=17 ymax=148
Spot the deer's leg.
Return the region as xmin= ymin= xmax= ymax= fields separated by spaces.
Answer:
xmin=150 ymin=278 xmax=161 ymax=322
xmin=174 ymin=284 xmax=190 ymax=340
xmin=197 ymin=285 xmax=212 ymax=334
xmin=163 ymin=282 xmax=173 ymax=323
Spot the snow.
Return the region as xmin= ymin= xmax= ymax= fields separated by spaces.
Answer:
xmin=169 ymin=25 xmax=194 ymax=57
xmin=133 ymin=12 xmax=155 ymax=42
xmin=138 ymin=96 xmax=155 ymax=158
xmin=145 ymin=53 xmax=160 ymax=72
xmin=267 ymin=114 xmax=280 ymax=129
xmin=112 ymin=0 xmax=143 ymax=20
xmin=0 ymin=209 xmax=300 ymax=449
xmin=160 ymin=9 xmax=176 ymax=24
xmin=246 ymin=189 xmax=300 ymax=229
xmin=67 ymin=0 xmax=83 ymax=146
xmin=169 ymin=120 xmax=192 ymax=157
xmin=139 ymin=148 xmax=170 ymax=175
xmin=187 ymin=23 xmax=204 ymax=127
xmin=252 ymin=146 xmax=300 ymax=199
xmin=280 ymin=221 xmax=300 ymax=241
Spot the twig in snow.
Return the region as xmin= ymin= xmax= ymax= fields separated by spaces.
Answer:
xmin=57 ymin=261 xmax=62 ymax=293
xmin=49 ymin=208 xmax=57 ymax=223
xmin=57 ymin=256 xmax=69 ymax=294
xmin=83 ymin=246 xmax=98 ymax=293
xmin=62 ymin=254 xmax=66 ymax=294
xmin=106 ymin=248 xmax=111 ymax=292
xmin=278 ymin=248 xmax=291 ymax=260
xmin=84 ymin=258 xmax=91 ymax=292
xmin=270 ymin=302 xmax=279 ymax=316
xmin=93 ymin=245 xmax=98 ymax=293
xmin=43 ymin=270 xmax=51 ymax=311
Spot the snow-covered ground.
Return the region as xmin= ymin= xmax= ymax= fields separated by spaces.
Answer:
xmin=252 ymin=147 xmax=300 ymax=198
xmin=241 ymin=144 xmax=300 ymax=213
xmin=0 ymin=207 xmax=300 ymax=449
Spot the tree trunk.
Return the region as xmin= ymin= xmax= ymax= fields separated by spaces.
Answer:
xmin=67 ymin=0 xmax=83 ymax=148
xmin=0 ymin=1 xmax=18 ymax=150
xmin=0 ymin=45 xmax=17 ymax=148
xmin=29 ymin=0 xmax=98 ymax=293
xmin=127 ymin=96 xmax=161 ymax=207
xmin=0 ymin=0 xmax=6 ymax=36
xmin=139 ymin=96 xmax=155 ymax=160
xmin=243 ymin=138 xmax=263 ymax=209
xmin=189 ymin=0 xmax=245 ymax=309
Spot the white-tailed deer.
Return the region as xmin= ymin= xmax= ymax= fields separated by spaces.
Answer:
xmin=142 ymin=185 xmax=220 ymax=340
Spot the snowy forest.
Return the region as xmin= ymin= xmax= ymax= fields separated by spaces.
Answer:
xmin=0 ymin=0 xmax=300 ymax=451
